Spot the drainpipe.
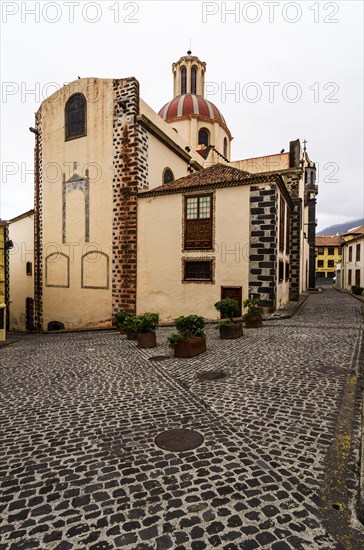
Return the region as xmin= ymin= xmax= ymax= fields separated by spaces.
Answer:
xmin=30 ymin=127 xmax=41 ymax=331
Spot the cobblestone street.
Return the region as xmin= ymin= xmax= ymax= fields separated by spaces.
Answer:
xmin=1 ymin=287 xmax=364 ymax=549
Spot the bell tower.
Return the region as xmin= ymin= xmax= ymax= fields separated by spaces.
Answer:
xmin=172 ymin=51 xmax=206 ymax=97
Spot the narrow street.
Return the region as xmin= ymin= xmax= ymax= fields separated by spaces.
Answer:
xmin=1 ymin=287 xmax=364 ymax=549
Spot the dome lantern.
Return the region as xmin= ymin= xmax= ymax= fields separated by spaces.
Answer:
xmin=159 ymin=53 xmax=233 ymax=160
xmin=172 ymin=52 xmax=206 ymax=98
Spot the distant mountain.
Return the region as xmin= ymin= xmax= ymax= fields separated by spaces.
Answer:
xmin=317 ymin=219 xmax=364 ymax=236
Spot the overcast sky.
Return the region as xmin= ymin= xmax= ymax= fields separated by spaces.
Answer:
xmin=1 ymin=0 xmax=363 ymax=231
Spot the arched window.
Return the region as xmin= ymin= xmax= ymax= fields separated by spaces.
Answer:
xmin=223 ymin=138 xmax=228 ymax=158
xmin=65 ymin=93 xmax=86 ymax=140
xmin=181 ymin=67 xmax=187 ymax=95
xmin=198 ymin=128 xmax=210 ymax=147
xmin=191 ymin=66 xmax=197 ymax=94
xmin=163 ymin=168 xmax=174 ymax=184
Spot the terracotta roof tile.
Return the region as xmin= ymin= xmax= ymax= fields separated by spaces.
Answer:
xmin=147 ymin=163 xmax=253 ymax=193
xmin=139 ymin=163 xmax=293 ymax=207
xmin=346 ymin=225 xmax=364 ymax=234
xmin=316 ymin=236 xmax=343 ymax=246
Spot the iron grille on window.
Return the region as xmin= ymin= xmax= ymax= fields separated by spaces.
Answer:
xmin=185 ymin=195 xmax=212 ymax=249
xmin=65 ymin=93 xmax=86 ymax=140
xmin=184 ymin=261 xmax=212 ymax=281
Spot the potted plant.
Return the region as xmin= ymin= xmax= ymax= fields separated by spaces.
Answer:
xmin=135 ymin=312 xmax=159 ymax=348
xmin=214 ymin=298 xmax=243 ymax=339
xmin=114 ymin=310 xmax=129 ymax=334
xmin=243 ymin=297 xmax=264 ymax=328
xmin=168 ymin=315 xmax=206 ymax=358
xmin=351 ymin=285 xmax=363 ymax=296
xmin=123 ymin=314 xmax=138 ymax=340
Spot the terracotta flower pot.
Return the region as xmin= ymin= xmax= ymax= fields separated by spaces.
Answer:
xmin=174 ymin=336 xmax=206 ymax=358
xmin=126 ymin=331 xmax=138 ymax=340
xmin=118 ymin=326 xmax=126 ymax=334
xmin=219 ymin=322 xmax=243 ymax=339
xmin=244 ymin=316 xmax=263 ymax=328
xmin=138 ymin=332 xmax=157 ymax=348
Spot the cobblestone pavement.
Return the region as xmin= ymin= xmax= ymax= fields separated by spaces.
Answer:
xmin=1 ymin=287 xmax=364 ymax=549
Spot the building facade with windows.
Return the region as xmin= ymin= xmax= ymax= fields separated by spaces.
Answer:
xmin=8 ymin=210 xmax=35 ymax=331
xmin=10 ymin=52 xmax=317 ymax=329
xmin=337 ymin=226 xmax=364 ymax=291
xmin=137 ymin=164 xmax=293 ymax=320
xmin=315 ymin=235 xmax=343 ymax=279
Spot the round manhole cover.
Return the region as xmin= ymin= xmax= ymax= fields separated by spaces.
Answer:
xmin=148 ymin=355 xmax=171 ymax=362
xmin=155 ymin=429 xmax=204 ymax=452
xmin=197 ymin=371 xmax=226 ymax=381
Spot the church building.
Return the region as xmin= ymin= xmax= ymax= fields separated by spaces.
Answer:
xmin=8 ymin=52 xmax=317 ymax=330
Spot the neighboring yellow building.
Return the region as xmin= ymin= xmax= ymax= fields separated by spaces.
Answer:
xmin=0 ymin=220 xmax=9 ymax=341
xmin=315 ymin=236 xmax=343 ymax=279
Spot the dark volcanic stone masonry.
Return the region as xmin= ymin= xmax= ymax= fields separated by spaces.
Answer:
xmin=1 ymin=287 xmax=364 ymax=548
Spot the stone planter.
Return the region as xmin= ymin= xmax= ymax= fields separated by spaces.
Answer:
xmin=174 ymin=336 xmax=206 ymax=358
xmin=138 ymin=332 xmax=157 ymax=348
xmin=219 ymin=322 xmax=243 ymax=339
xmin=244 ymin=316 xmax=263 ymax=329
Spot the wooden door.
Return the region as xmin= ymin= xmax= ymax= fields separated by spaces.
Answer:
xmin=220 ymin=287 xmax=242 ymax=317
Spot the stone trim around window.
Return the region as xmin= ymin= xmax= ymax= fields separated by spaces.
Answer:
xmin=181 ymin=190 xmax=216 ymax=253
xmin=181 ymin=257 xmax=215 ymax=284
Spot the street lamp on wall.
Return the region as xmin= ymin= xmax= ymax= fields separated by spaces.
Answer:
xmin=0 ymin=240 xmax=14 ymax=250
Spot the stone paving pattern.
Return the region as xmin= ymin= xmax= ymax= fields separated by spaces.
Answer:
xmin=1 ymin=288 xmax=364 ymax=549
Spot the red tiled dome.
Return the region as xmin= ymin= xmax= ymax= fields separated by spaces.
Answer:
xmin=159 ymin=94 xmax=226 ymax=126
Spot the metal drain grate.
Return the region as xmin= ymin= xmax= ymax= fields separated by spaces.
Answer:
xmin=155 ymin=429 xmax=204 ymax=451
